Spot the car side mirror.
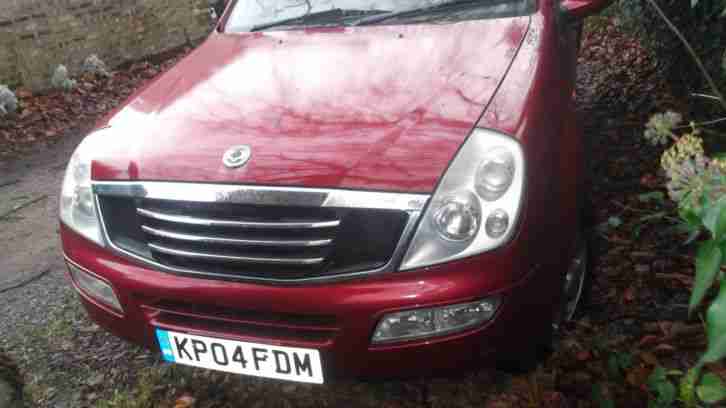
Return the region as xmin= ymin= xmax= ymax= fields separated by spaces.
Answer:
xmin=561 ymin=0 xmax=612 ymax=19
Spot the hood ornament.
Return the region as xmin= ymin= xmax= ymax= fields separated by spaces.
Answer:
xmin=223 ymin=145 xmax=252 ymax=168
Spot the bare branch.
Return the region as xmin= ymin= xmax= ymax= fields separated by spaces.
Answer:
xmin=691 ymin=93 xmax=723 ymax=102
xmin=674 ymin=117 xmax=726 ymax=130
xmin=644 ymin=0 xmax=726 ymax=112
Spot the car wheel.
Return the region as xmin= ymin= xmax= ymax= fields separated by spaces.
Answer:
xmin=562 ymin=237 xmax=589 ymax=323
xmin=497 ymin=230 xmax=593 ymax=374
xmin=553 ymin=226 xmax=596 ymax=329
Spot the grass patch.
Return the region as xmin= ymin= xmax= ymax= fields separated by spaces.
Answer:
xmin=96 ymin=365 xmax=194 ymax=408
xmin=45 ymin=294 xmax=82 ymax=340
xmin=18 ymin=290 xmax=81 ymax=344
xmin=96 ymin=371 xmax=157 ymax=408
xmin=22 ymin=380 xmax=49 ymax=405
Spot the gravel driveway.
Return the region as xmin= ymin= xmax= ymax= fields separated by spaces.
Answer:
xmin=0 ymin=132 xmax=164 ymax=407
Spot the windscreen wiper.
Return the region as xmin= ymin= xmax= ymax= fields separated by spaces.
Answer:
xmin=250 ymin=8 xmax=387 ymax=31
xmin=351 ymin=0 xmax=484 ymax=26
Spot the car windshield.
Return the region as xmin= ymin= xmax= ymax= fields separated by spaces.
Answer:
xmin=224 ymin=0 xmax=535 ymax=32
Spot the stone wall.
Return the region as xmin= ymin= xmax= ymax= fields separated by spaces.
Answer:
xmin=0 ymin=0 xmax=212 ymax=90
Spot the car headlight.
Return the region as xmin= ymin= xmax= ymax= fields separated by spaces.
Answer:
xmin=60 ymin=130 xmax=105 ymax=246
xmin=432 ymin=192 xmax=481 ymax=242
xmin=400 ymin=128 xmax=524 ymax=270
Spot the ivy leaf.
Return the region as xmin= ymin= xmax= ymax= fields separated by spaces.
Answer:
xmin=689 ymin=241 xmax=723 ymax=314
xmin=680 ymin=206 xmax=703 ymax=230
xmin=679 ymin=367 xmax=699 ymax=408
xmin=701 ymin=283 xmax=726 ymax=363
xmin=703 ymin=197 xmax=726 ymax=240
xmin=696 ymin=373 xmax=726 ymax=404
xmin=717 ymin=209 xmax=726 ymax=241
xmin=656 ymin=382 xmax=677 ymax=407
xmin=648 ymin=366 xmax=676 ymax=408
xmin=607 ymin=353 xmax=631 ymax=379
xmin=649 ymin=366 xmax=668 ymax=387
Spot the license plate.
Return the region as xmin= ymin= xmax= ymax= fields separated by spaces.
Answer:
xmin=155 ymin=329 xmax=324 ymax=384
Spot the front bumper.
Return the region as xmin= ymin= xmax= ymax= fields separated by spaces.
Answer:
xmin=61 ymin=222 xmax=563 ymax=378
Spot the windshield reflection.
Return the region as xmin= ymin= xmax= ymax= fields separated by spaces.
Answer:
xmin=225 ymin=0 xmax=449 ymax=31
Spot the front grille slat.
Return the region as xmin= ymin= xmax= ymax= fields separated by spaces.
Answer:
xmin=137 ymin=207 xmax=341 ymax=229
xmin=148 ymin=243 xmax=326 ymax=265
xmin=141 ymin=225 xmax=333 ymax=247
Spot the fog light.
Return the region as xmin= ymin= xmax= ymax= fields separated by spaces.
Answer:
xmin=67 ymin=262 xmax=123 ymax=313
xmin=372 ymin=297 xmax=500 ymax=343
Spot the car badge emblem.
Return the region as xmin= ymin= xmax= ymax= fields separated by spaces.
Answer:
xmin=223 ymin=145 xmax=252 ymax=168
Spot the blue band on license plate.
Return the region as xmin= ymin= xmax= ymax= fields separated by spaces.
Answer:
xmin=155 ymin=329 xmax=176 ymax=362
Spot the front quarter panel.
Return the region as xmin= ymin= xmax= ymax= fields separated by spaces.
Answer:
xmin=479 ymin=0 xmax=583 ymax=275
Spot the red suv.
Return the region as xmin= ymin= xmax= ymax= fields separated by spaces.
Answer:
xmin=60 ymin=0 xmax=609 ymax=383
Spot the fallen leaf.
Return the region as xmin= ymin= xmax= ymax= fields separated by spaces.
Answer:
xmin=623 ymin=286 xmax=636 ymax=303
xmin=174 ymin=394 xmax=195 ymax=408
xmin=653 ymin=344 xmax=676 ymax=356
xmin=576 ymin=350 xmax=592 ymax=362
xmin=15 ymin=89 xmax=32 ymax=98
xmin=626 ymin=366 xmax=652 ymax=388
xmin=657 ymin=322 xmax=673 ymax=336
xmin=640 ymin=174 xmax=659 ymax=188
xmin=638 ymin=335 xmax=660 ymax=348
xmin=639 ymin=351 xmax=659 ymax=366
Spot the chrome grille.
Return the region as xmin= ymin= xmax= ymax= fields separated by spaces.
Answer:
xmin=137 ymin=205 xmax=336 ymax=266
xmin=141 ymin=225 xmax=334 ymax=248
xmin=95 ymin=182 xmax=428 ymax=283
xmin=137 ymin=207 xmax=342 ymax=230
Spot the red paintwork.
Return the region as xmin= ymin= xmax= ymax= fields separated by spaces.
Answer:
xmin=479 ymin=5 xmax=586 ymax=257
xmin=91 ymin=18 xmax=530 ymax=193
xmin=61 ymin=0 xmax=608 ymax=378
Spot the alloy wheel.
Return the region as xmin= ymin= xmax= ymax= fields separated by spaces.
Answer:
xmin=553 ymin=239 xmax=589 ymax=330
xmin=562 ymin=241 xmax=588 ymax=322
